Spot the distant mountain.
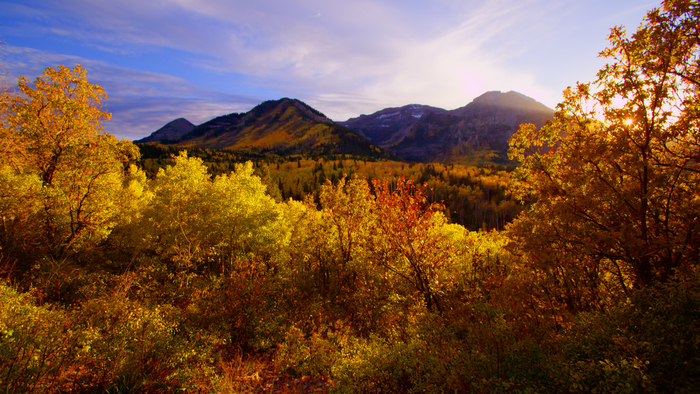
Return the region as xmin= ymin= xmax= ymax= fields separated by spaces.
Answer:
xmin=141 ymin=98 xmax=392 ymax=159
xmin=384 ymin=112 xmax=515 ymax=162
xmin=340 ymin=105 xmax=448 ymax=145
xmin=139 ymin=91 xmax=553 ymax=163
xmin=135 ymin=118 xmax=195 ymax=143
xmin=449 ymin=90 xmax=553 ymax=130
xmin=341 ymin=91 xmax=555 ymax=162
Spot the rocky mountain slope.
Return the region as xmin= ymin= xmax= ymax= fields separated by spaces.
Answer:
xmin=340 ymin=105 xmax=448 ymax=145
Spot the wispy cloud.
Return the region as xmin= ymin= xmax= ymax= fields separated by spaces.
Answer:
xmin=1 ymin=0 xmax=660 ymax=136
xmin=2 ymin=45 xmax=261 ymax=139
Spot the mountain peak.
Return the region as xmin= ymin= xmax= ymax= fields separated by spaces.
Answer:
xmin=468 ymin=90 xmax=551 ymax=110
xmin=282 ymin=98 xmax=334 ymax=124
xmin=450 ymin=90 xmax=554 ymax=129
xmin=135 ymin=117 xmax=195 ymax=143
xmin=143 ymin=98 xmax=390 ymax=159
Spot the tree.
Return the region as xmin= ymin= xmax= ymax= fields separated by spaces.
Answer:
xmin=143 ymin=151 xmax=213 ymax=273
xmin=369 ymin=177 xmax=457 ymax=313
xmin=209 ymin=160 xmax=286 ymax=271
xmin=0 ymin=65 xmax=140 ymax=262
xmin=319 ymin=176 xmax=374 ymax=275
xmin=280 ymin=176 xmax=377 ymax=314
xmin=507 ymin=0 xmax=700 ymax=309
xmin=141 ymin=151 xmax=286 ymax=278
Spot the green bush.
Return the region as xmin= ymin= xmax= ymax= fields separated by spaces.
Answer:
xmin=331 ymin=309 xmax=550 ymax=394
xmin=553 ymin=277 xmax=700 ymax=393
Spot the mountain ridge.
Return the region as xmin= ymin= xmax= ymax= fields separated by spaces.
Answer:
xmin=137 ymin=91 xmax=554 ymax=162
xmin=139 ymin=98 xmax=392 ymax=159
xmin=340 ymin=91 xmax=555 ymax=162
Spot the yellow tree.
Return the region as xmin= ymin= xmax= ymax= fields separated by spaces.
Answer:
xmin=209 ymin=160 xmax=286 ymax=272
xmin=507 ymin=0 xmax=700 ymax=310
xmin=1 ymin=65 xmax=140 ymax=261
xmin=317 ymin=176 xmax=375 ymax=292
xmin=142 ymin=151 xmax=285 ymax=277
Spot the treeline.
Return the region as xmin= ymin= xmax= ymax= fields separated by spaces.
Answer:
xmin=2 ymin=2 xmax=700 ymax=392
xmin=138 ymin=144 xmax=522 ymax=231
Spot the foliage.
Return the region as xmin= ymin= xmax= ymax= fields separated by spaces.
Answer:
xmin=507 ymin=0 xmax=700 ymax=314
xmin=2 ymin=2 xmax=700 ymax=392
xmin=136 ymin=151 xmax=286 ymax=279
xmin=0 ymin=65 xmax=141 ymax=265
xmin=370 ymin=177 xmax=456 ymax=313
xmin=552 ymin=274 xmax=700 ymax=393
xmin=138 ymin=144 xmax=524 ymax=232
xmin=331 ymin=310 xmax=551 ymax=394
xmin=0 ymin=281 xmax=198 ymax=393
xmin=0 ymin=283 xmax=78 ymax=393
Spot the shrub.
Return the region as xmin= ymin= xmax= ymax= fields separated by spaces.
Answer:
xmin=0 ymin=283 xmax=82 ymax=392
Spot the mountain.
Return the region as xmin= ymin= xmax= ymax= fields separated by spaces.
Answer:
xmin=135 ymin=118 xmax=195 ymax=143
xmin=449 ymin=90 xmax=553 ymax=130
xmin=340 ymin=105 xmax=448 ymax=145
xmin=383 ymin=112 xmax=515 ymax=162
xmin=141 ymin=98 xmax=391 ymax=159
xmin=341 ymin=91 xmax=555 ymax=162
xmin=139 ymin=91 xmax=553 ymax=163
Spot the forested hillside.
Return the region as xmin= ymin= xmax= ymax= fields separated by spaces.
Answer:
xmin=1 ymin=1 xmax=699 ymax=393
xmin=137 ymin=143 xmax=521 ymax=231
xmin=138 ymin=98 xmax=393 ymax=160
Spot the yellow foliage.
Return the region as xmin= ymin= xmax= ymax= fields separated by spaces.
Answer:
xmin=1 ymin=65 xmax=141 ymax=260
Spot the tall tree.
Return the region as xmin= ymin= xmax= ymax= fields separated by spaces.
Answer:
xmin=1 ymin=65 xmax=140 ymax=261
xmin=507 ymin=0 xmax=700 ymax=309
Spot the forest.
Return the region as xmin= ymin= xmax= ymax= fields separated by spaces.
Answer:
xmin=1 ymin=1 xmax=699 ymax=392
xmin=137 ymin=144 xmax=521 ymax=232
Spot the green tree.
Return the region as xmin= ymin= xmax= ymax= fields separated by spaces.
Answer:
xmin=0 ymin=65 xmax=140 ymax=263
xmin=507 ymin=0 xmax=700 ymax=309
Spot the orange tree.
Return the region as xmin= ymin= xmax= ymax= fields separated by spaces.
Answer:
xmin=369 ymin=177 xmax=458 ymax=313
xmin=0 ymin=65 xmax=140 ymax=265
xmin=507 ymin=0 xmax=700 ymax=311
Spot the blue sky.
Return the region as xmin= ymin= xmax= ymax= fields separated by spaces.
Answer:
xmin=1 ymin=0 xmax=659 ymax=140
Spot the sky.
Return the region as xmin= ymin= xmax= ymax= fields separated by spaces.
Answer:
xmin=1 ymin=0 xmax=660 ymax=140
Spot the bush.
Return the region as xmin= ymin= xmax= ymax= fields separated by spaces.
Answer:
xmin=0 ymin=283 xmax=82 ymax=393
xmin=331 ymin=309 xmax=550 ymax=394
xmin=74 ymin=294 xmax=189 ymax=391
xmin=553 ymin=276 xmax=700 ymax=393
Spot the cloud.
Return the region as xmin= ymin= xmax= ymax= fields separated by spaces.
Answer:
xmin=1 ymin=45 xmax=262 ymax=140
xmin=1 ymin=0 xmax=661 ymax=129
